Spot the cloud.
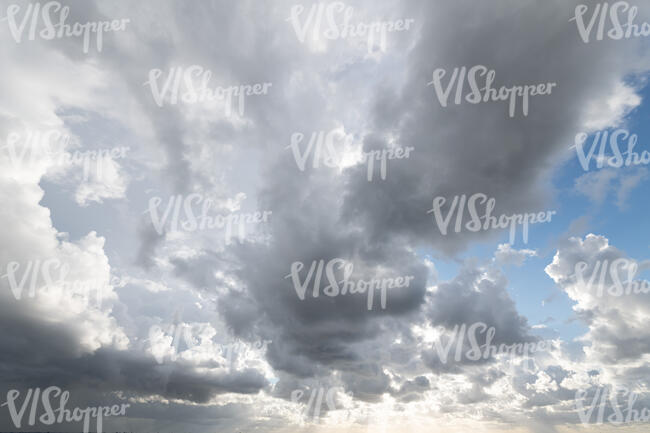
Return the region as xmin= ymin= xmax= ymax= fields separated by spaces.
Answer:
xmin=580 ymin=81 xmax=643 ymax=132
xmin=574 ymin=167 xmax=648 ymax=208
xmin=545 ymin=234 xmax=650 ymax=363
xmin=1 ymin=0 xmax=650 ymax=431
xmin=494 ymin=244 xmax=538 ymax=267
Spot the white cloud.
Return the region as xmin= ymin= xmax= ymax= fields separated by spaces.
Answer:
xmin=494 ymin=244 xmax=537 ymax=267
xmin=581 ymin=81 xmax=642 ymax=132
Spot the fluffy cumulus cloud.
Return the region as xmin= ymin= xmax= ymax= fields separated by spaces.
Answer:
xmin=1 ymin=0 xmax=650 ymax=432
xmin=546 ymin=234 xmax=650 ymax=364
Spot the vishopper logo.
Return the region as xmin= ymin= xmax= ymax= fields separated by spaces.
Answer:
xmin=574 ymin=258 xmax=650 ymax=296
xmin=285 ymin=258 xmax=414 ymax=310
xmin=430 ymin=322 xmax=550 ymax=368
xmin=2 ymin=130 xmax=129 ymax=182
xmin=143 ymin=65 xmax=272 ymax=115
xmin=1 ymin=1 xmax=129 ymax=53
xmin=576 ymin=384 xmax=650 ymax=425
xmin=0 ymin=259 xmax=122 ymax=308
xmin=291 ymin=385 xmax=344 ymax=422
xmin=0 ymin=386 xmax=130 ymax=433
xmin=428 ymin=193 xmax=556 ymax=245
xmin=427 ymin=65 xmax=557 ymax=118
xmin=1 ymin=130 xmax=70 ymax=164
xmin=287 ymin=130 xmax=414 ymax=181
xmin=572 ymin=129 xmax=650 ymax=171
xmin=144 ymin=193 xmax=272 ymax=245
xmin=289 ymin=383 xmax=389 ymax=431
xmin=571 ymin=2 xmax=650 ymax=43
xmin=286 ymin=2 xmax=415 ymax=53
xmin=148 ymin=314 xmax=271 ymax=367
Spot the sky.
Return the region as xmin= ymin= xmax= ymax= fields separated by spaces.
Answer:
xmin=1 ymin=0 xmax=650 ymax=432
